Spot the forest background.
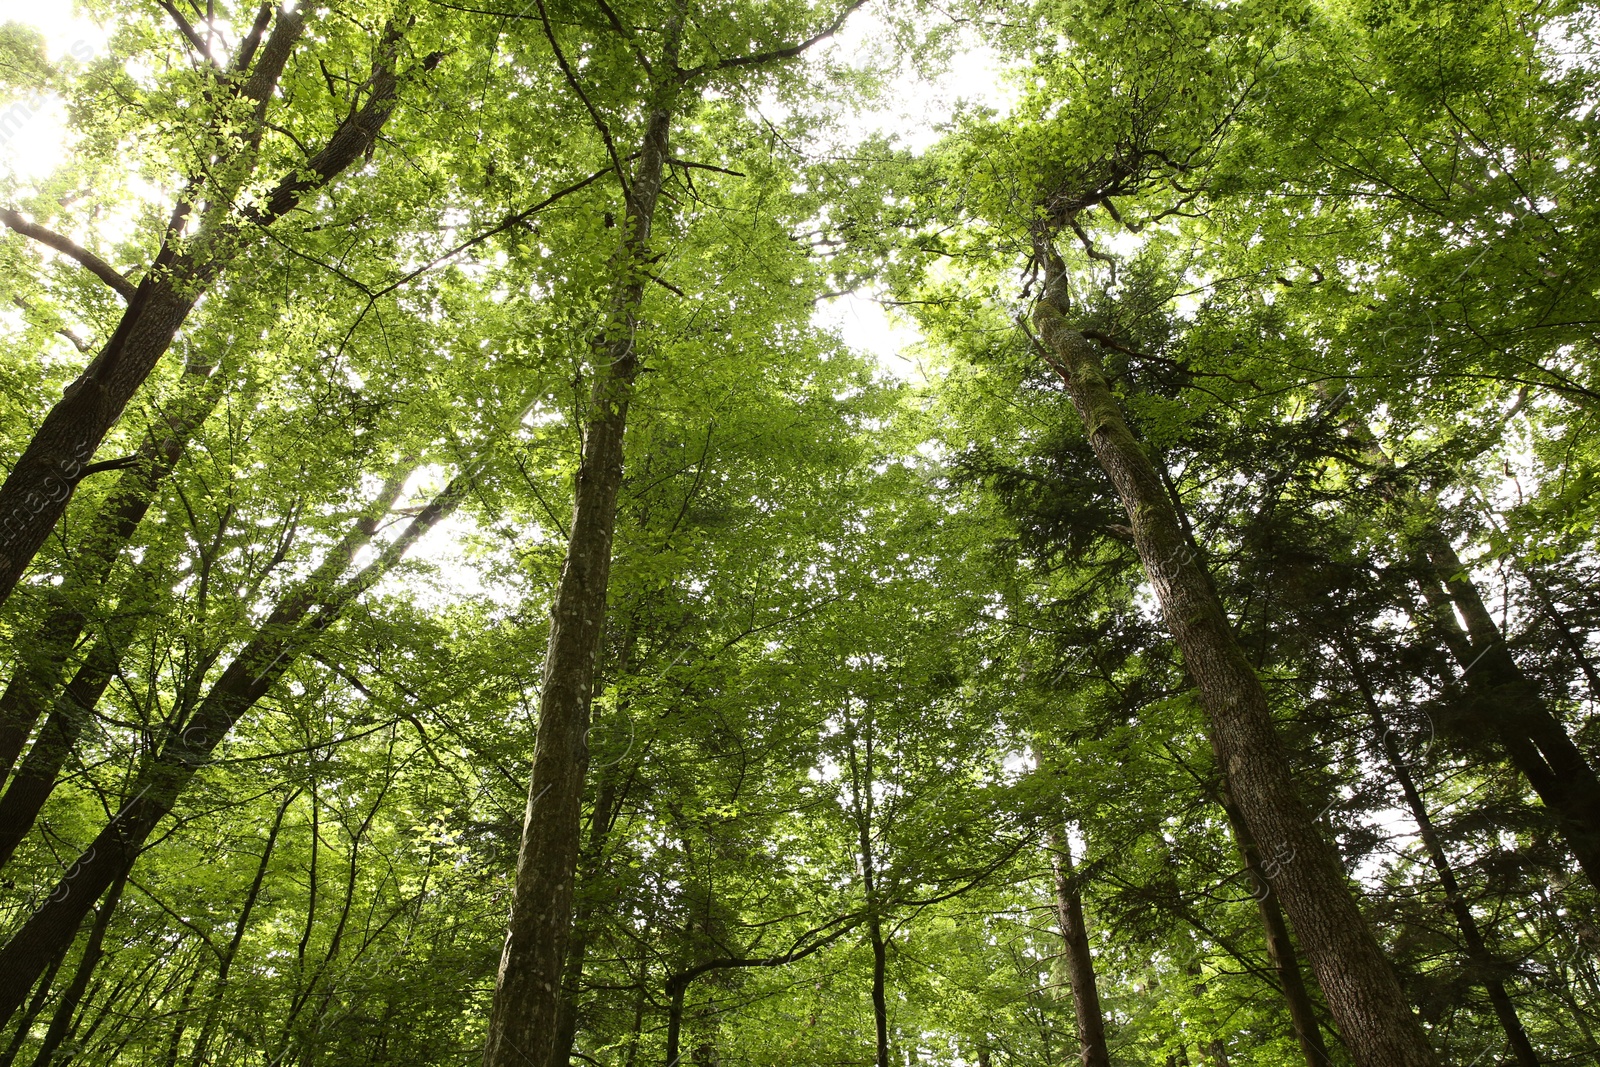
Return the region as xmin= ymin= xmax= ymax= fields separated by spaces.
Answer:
xmin=0 ymin=1 xmax=1597 ymax=1066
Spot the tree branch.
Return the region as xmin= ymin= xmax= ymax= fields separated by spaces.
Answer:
xmin=1068 ymin=216 xmax=1118 ymax=283
xmin=667 ymin=158 xmax=745 ymax=177
xmin=0 ymin=209 xmax=137 ymax=301
xmin=229 ymin=3 xmax=276 ymax=76
xmin=700 ymin=0 xmax=868 ymax=75
xmin=156 ymin=0 xmax=222 ymax=68
xmin=75 ymin=456 xmax=142 ymax=481
xmin=11 ymin=296 xmax=92 ymax=351
xmin=243 ymin=22 xmax=404 ymax=225
xmin=668 ymin=911 xmax=867 ymax=990
xmin=646 ymin=271 xmax=685 ymax=298
xmin=533 ymin=0 xmax=629 ymax=196
xmin=593 ymin=0 xmax=651 ymax=75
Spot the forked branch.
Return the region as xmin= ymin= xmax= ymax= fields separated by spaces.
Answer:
xmin=156 ymin=0 xmax=222 ymax=67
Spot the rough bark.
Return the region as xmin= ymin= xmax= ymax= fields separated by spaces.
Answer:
xmin=1046 ymin=821 xmax=1112 ymax=1067
xmin=0 ymin=471 xmax=461 ymax=1024
xmin=0 ymin=15 xmax=400 ymax=609
xmin=482 ymin=86 xmax=677 ymax=1067
xmin=1030 ymin=245 xmax=1436 ymax=1067
xmin=0 ymin=352 xmax=224 ymax=785
xmin=1217 ymin=791 xmax=1336 ymax=1067
xmin=25 ymin=870 xmax=128 ymax=1067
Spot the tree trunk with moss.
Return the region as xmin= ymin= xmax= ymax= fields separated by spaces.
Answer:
xmin=1030 ymin=244 xmax=1435 ymax=1067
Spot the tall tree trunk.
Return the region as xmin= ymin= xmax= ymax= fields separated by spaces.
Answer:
xmin=0 ymin=13 xmax=399 ymax=609
xmin=1030 ymin=244 xmax=1436 ymax=1067
xmin=0 ymin=943 xmax=67 ymax=1067
xmin=1046 ymin=821 xmax=1112 ymax=1067
xmin=0 ymin=351 xmax=225 ymax=783
xmin=1324 ymin=390 xmax=1600 ymax=887
xmin=1216 ymin=790 xmax=1336 ymax=1067
xmin=555 ymin=756 xmax=630 ymax=1065
xmin=868 ymin=914 xmax=890 ymax=1067
xmin=1420 ymin=532 xmax=1600 ymax=886
xmin=0 ymin=471 xmax=462 ymax=1024
xmin=288 ymin=770 xmax=391 ymax=1061
xmin=0 ymin=634 xmax=131 ymax=869
xmin=1341 ymin=647 xmax=1542 ymax=1067
xmin=187 ymin=789 xmax=297 ymax=1067
xmin=158 ymin=955 xmax=205 ymax=1067
xmin=847 ymin=717 xmax=890 ymax=1067
xmin=621 ymin=930 xmax=652 ymax=1067
xmin=25 ymin=870 xmax=128 ymax=1067
xmin=665 ymin=979 xmax=688 ymax=1067
xmin=481 ymin=69 xmax=679 ymax=1067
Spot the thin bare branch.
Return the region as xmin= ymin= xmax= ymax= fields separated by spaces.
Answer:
xmin=533 ymin=0 xmax=629 ymax=196
xmin=667 ymin=158 xmax=745 ymax=177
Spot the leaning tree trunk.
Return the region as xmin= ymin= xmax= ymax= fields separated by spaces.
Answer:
xmin=1030 ymin=244 xmax=1436 ymax=1067
xmin=0 ymin=943 xmax=64 ymax=1067
xmin=0 ymin=471 xmax=462 ymax=1024
xmin=480 ymin=73 xmax=678 ymax=1067
xmin=0 ymin=351 xmax=225 ymax=783
xmin=1046 ymin=821 xmax=1112 ymax=1067
xmin=1325 ymin=393 xmax=1600 ymax=887
xmin=1341 ymin=646 xmax=1542 ymax=1067
xmin=0 ymin=353 xmax=231 ymax=868
xmin=0 ymin=634 xmax=128 ymax=869
xmin=1420 ymin=531 xmax=1600 ymax=886
xmin=24 ymin=869 xmax=128 ymax=1067
xmin=0 ymin=13 xmax=399 ymax=609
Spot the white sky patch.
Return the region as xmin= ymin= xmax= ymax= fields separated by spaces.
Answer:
xmin=814 ymin=289 xmax=928 ymax=383
xmin=819 ymin=10 xmax=1018 ymax=154
xmin=0 ymin=2 xmax=107 ymax=182
xmin=799 ymin=11 xmax=1014 ymax=379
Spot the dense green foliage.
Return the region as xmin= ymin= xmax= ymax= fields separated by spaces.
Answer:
xmin=0 ymin=0 xmax=1596 ymax=1064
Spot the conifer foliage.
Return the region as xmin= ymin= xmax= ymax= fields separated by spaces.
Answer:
xmin=0 ymin=0 xmax=1596 ymax=1065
